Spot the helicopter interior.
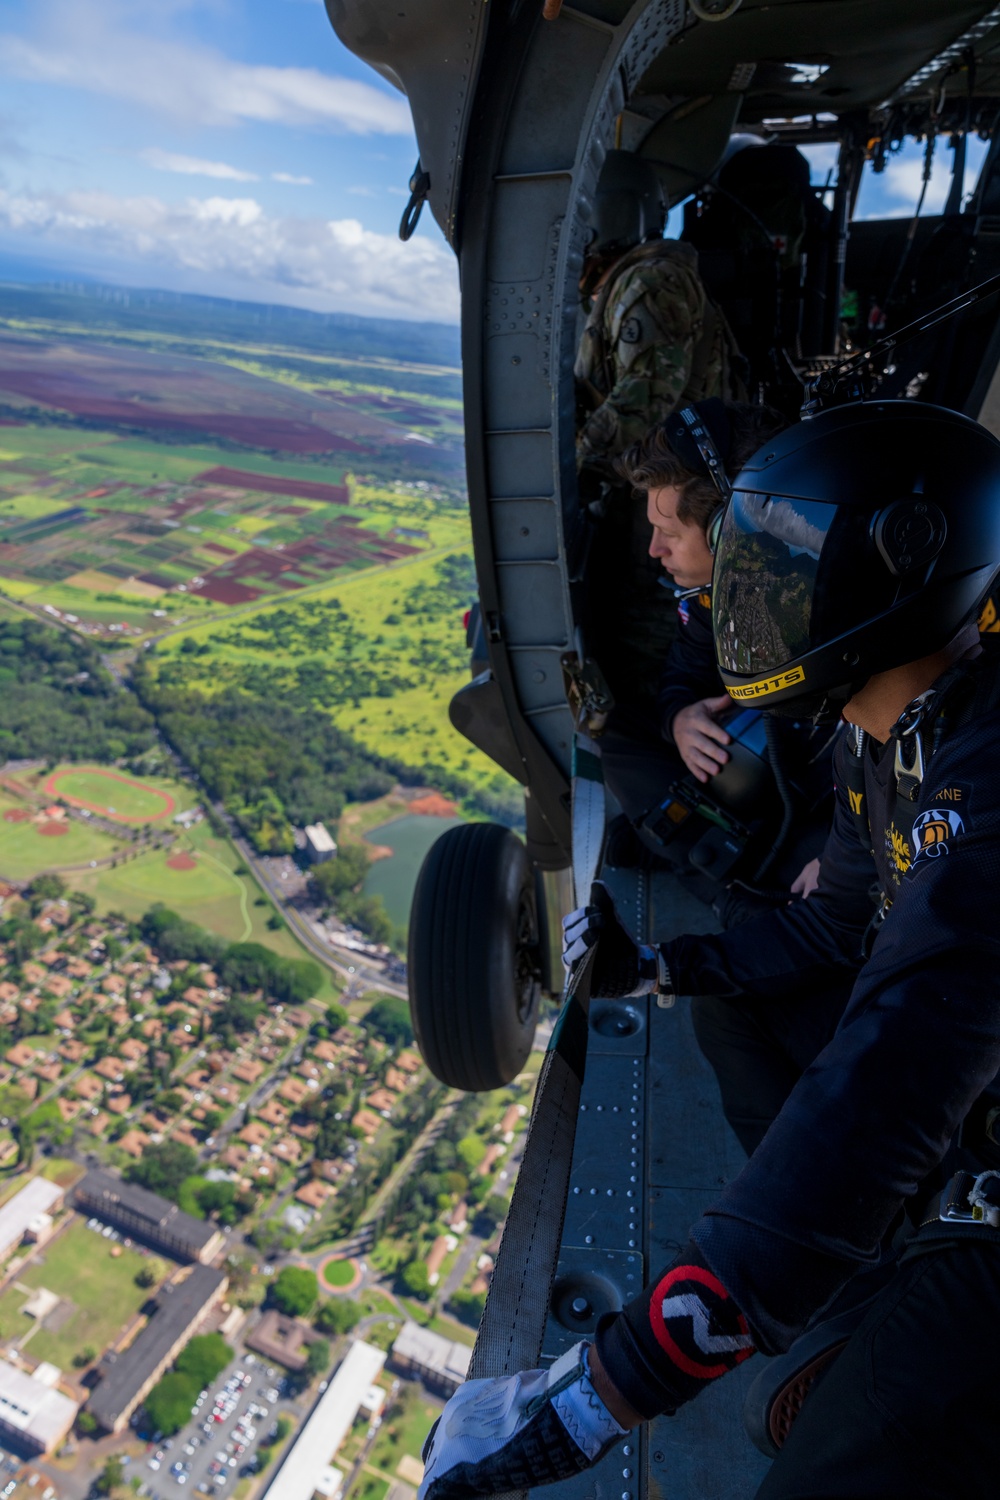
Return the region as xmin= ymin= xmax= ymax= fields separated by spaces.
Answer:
xmin=322 ymin=3 xmax=1000 ymax=1496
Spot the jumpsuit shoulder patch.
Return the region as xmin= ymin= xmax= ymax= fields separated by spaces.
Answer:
xmin=910 ymin=806 xmax=966 ymax=867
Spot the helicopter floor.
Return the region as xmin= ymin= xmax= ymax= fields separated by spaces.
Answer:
xmin=533 ymin=862 xmax=773 ymax=1500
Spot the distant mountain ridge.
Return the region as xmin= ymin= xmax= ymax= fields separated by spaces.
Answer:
xmin=0 ymin=277 xmax=462 ymax=371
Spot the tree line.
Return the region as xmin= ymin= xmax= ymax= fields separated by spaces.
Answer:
xmin=0 ymin=619 xmax=156 ymax=763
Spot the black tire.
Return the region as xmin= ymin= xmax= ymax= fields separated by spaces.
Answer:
xmin=408 ymin=822 xmax=540 ymax=1091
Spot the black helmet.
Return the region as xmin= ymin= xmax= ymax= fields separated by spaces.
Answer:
xmin=587 ymin=150 xmax=666 ymax=259
xmin=711 ymin=401 xmax=1000 ymax=712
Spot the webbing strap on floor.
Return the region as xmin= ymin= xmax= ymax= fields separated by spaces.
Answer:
xmin=469 ymin=954 xmax=594 ymax=1383
xmin=469 ymin=729 xmax=604 ymax=1498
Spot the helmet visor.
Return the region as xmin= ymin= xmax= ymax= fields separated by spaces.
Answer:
xmin=713 ymin=491 xmax=859 ymax=675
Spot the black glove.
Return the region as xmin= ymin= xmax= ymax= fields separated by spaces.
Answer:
xmin=562 ymin=882 xmax=665 ymax=998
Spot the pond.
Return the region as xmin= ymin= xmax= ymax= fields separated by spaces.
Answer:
xmin=362 ymin=813 xmax=463 ymax=931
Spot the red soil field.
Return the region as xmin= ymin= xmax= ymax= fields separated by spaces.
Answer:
xmin=409 ymin=793 xmax=458 ymax=817
xmin=39 ymin=822 xmax=69 ymax=836
xmin=0 ymin=338 xmax=415 ymax=455
xmin=191 ymin=579 xmax=263 ymax=606
xmin=196 ymin=468 xmax=350 ymax=504
xmin=166 ymin=853 xmax=198 ymax=871
xmin=2 ymin=809 xmax=30 ymax=823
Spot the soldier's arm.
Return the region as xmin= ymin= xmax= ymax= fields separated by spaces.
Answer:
xmin=576 ymin=270 xmax=700 ymax=461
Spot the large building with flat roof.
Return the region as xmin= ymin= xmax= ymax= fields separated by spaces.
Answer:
xmin=263 ymin=1341 xmax=385 ymax=1500
xmin=0 ymin=1179 xmax=63 ymax=1265
xmin=87 ymin=1264 xmax=227 ymax=1434
xmin=390 ymin=1320 xmax=470 ymax=1398
xmin=304 ymin=824 xmax=337 ymax=865
xmin=74 ymin=1169 xmax=223 ymax=1264
xmin=0 ymin=1358 xmax=77 ymax=1456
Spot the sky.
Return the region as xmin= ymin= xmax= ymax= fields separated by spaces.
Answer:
xmin=0 ymin=0 xmax=989 ymax=324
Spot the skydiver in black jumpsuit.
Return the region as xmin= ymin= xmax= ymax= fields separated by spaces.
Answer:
xmin=417 ymin=400 xmax=1000 ymax=1500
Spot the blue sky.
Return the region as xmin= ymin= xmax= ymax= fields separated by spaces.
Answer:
xmin=0 ymin=0 xmax=988 ymax=323
xmin=0 ymin=0 xmax=460 ymax=320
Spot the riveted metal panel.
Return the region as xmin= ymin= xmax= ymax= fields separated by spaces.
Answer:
xmin=544 ymin=1247 xmax=646 ymax=1358
xmin=563 ymin=1055 xmax=646 ymax=1252
xmin=497 ymin=17 xmax=613 ymax=178
xmin=648 ymin=1001 xmax=748 ymax=1192
xmin=487 ymin=432 xmax=554 ymax=498
xmin=507 ymin=647 xmax=567 ymax=711
xmin=523 ymin=703 xmax=575 ymax=765
xmin=484 ymin=333 xmax=552 ymax=432
xmin=487 ymin=178 xmax=570 ymax=284
xmin=492 ymin=499 xmax=560 ymax=562
xmin=498 ymin=562 xmax=570 ymax=645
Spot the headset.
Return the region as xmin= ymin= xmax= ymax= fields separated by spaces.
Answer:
xmin=661 ymin=399 xmax=733 ymax=557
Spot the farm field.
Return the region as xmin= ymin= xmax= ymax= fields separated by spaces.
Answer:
xmin=0 ymin=1218 xmax=164 ymax=1372
xmin=0 ymin=418 xmax=457 ymax=640
xmin=148 ymin=500 xmax=502 ymax=800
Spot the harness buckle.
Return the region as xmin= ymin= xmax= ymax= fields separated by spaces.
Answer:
xmin=938 ymin=1172 xmax=979 ymax=1225
xmin=968 ymin=1170 xmax=1000 ymax=1227
xmin=936 ymin=1171 xmax=1000 ymax=1228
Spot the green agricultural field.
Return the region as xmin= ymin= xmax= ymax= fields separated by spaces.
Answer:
xmin=150 ymin=498 xmax=505 ymax=800
xmin=14 ymin=1218 xmax=166 ymax=1370
xmin=0 ymin=791 xmax=126 ymax=880
xmin=0 ymin=407 xmax=462 ymax=644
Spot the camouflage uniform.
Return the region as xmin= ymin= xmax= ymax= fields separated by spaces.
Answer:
xmin=575 ymin=239 xmax=741 ymax=461
xmin=575 ymin=240 xmax=742 ymax=717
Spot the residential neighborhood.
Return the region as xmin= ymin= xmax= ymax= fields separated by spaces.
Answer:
xmin=0 ymin=879 xmax=531 ymax=1500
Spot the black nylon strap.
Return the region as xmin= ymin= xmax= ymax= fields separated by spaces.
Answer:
xmin=468 ymin=954 xmax=594 ymax=1500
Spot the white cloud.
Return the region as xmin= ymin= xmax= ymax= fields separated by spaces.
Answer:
xmin=0 ymin=0 xmax=412 ymax=135
xmin=142 ymin=148 xmax=259 ymax=182
xmin=272 ymin=172 xmax=313 ymax=186
xmin=349 ymin=185 xmax=376 ymax=197
xmin=857 ymin=138 xmax=988 ymax=221
xmin=0 ymin=184 xmax=459 ymax=321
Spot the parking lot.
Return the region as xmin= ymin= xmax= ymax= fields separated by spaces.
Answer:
xmin=142 ymin=1353 xmax=299 ymax=1499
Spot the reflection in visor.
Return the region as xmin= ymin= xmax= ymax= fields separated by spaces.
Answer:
xmin=713 ymin=492 xmax=837 ymax=676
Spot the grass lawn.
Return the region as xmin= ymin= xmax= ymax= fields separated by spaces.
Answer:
xmin=61 ymin=817 xmax=340 ymax=1000
xmin=353 ymin=1476 xmax=389 ymax=1500
xmin=15 ymin=1219 xmax=168 ymax=1368
xmin=321 ymin=1257 xmax=356 ymax=1289
xmin=0 ymin=790 xmax=126 ymax=881
xmin=369 ymin=1385 xmax=441 ymax=1474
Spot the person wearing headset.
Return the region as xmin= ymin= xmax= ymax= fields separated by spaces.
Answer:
xmin=599 ymin=398 xmax=827 ymax=899
xmin=417 ymin=400 xmax=1000 ymax=1500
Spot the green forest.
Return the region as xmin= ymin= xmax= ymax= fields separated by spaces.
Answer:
xmin=0 ymin=619 xmax=156 ymax=763
xmin=134 ymin=673 xmax=396 ymax=853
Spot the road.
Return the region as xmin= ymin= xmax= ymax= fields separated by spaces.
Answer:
xmin=211 ymin=802 xmax=406 ymax=1000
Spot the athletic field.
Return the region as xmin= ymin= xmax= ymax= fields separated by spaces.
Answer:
xmin=41 ymin=766 xmax=177 ymax=823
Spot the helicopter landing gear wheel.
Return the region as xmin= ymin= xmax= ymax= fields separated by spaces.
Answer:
xmin=408 ymin=822 xmax=541 ymax=1092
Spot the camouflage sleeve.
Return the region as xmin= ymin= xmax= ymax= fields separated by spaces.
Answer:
xmin=576 ymin=266 xmax=702 ymax=463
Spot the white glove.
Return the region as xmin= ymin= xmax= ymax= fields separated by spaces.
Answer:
xmin=561 ymin=902 xmax=600 ymax=973
xmin=418 ymin=1342 xmax=626 ymax=1500
xmin=562 ymin=884 xmax=664 ymax=999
